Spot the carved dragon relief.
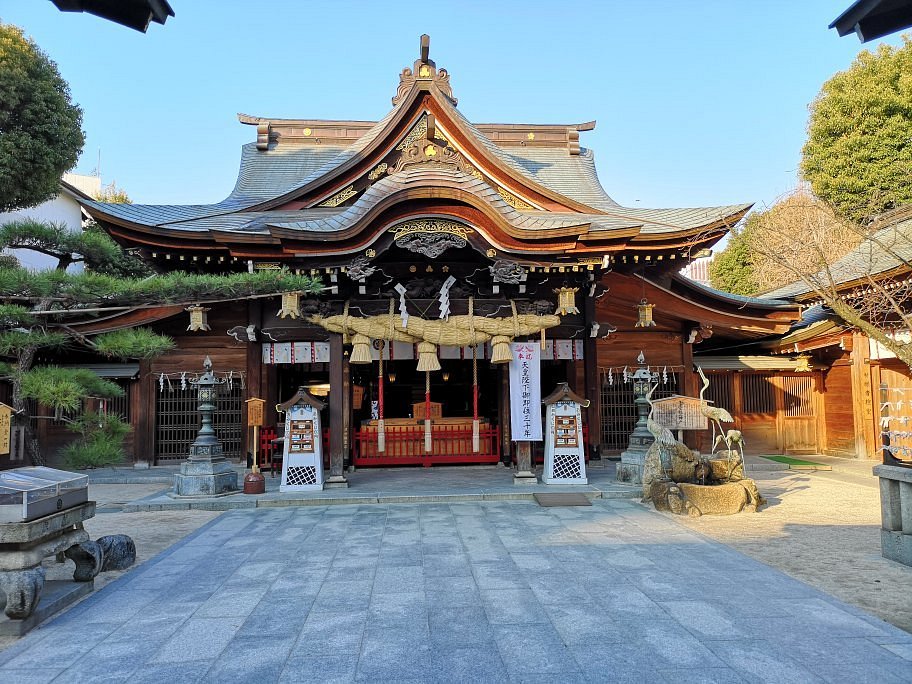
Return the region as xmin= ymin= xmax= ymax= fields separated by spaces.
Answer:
xmin=390 ymin=218 xmax=472 ymax=259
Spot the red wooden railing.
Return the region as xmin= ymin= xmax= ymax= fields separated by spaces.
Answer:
xmin=258 ymin=426 xmax=330 ymax=476
xmin=353 ymin=424 xmax=501 ymax=467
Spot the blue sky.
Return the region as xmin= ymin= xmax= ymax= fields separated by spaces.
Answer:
xmin=2 ymin=1 xmax=905 ymax=211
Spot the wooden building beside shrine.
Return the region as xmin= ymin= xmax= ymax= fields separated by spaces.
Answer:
xmin=62 ymin=36 xmax=847 ymax=474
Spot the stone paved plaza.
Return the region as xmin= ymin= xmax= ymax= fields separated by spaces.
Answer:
xmin=1 ymin=499 xmax=911 ymax=683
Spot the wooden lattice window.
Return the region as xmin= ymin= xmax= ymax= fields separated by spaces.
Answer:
xmin=154 ymin=380 xmax=244 ymax=463
xmin=782 ymin=375 xmax=814 ymax=417
xmin=598 ymin=371 xmax=680 ymax=452
xmin=741 ymin=373 xmax=775 ymax=414
xmin=704 ymin=373 xmax=735 ymax=414
xmin=102 ymin=380 xmax=133 ymax=422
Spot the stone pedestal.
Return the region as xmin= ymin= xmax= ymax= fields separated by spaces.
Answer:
xmin=325 ymin=475 xmax=350 ymax=489
xmin=617 ymin=412 xmax=656 ymax=485
xmin=172 ymin=459 xmax=238 ymax=497
xmin=0 ymin=502 xmax=97 ymax=621
xmin=875 ymin=464 xmax=912 ymax=566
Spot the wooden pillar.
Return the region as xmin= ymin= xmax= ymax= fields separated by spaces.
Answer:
xmin=849 ymin=332 xmax=876 ymax=459
xmin=134 ymin=358 xmax=154 ymax=465
xmin=500 ymin=364 xmax=511 ymax=465
xmin=584 ymin=293 xmax=601 ymax=455
xmin=245 ymin=301 xmax=263 ymax=456
xmin=327 ymin=334 xmax=349 ymax=486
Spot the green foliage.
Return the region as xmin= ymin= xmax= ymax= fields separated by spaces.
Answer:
xmin=81 ymin=224 xmax=153 ymax=277
xmin=93 ymin=328 xmax=174 ymax=359
xmin=802 ymin=37 xmax=912 ymax=223
xmin=709 ymin=234 xmax=757 ymax=296
xmin=0 ymin=329 xmax=67 ymax=355
xmin=94 ymin=181 xmax=131 ymax=204
xmin=0 ymin=23 xmax=84 ymax=212
xmin=0 ymin=267 xmax=322 ymax=306
xmin=0 ymin=219 xmax=153 ymax=277
xmin=0 ymin=304 xmax=35 ymax=326
xmin=0 ymin=219 xmax=122 ymax=271
xmin=61 ymin=411 xmax=129 ymax=469
xmin=20 ymin=366 xmax=121 ymax=413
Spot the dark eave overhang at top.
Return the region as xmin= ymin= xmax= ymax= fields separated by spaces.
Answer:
xmin=52 ymin=0 xmax=174 ymax=33
xmin=831 ymin=0 xmax=912 ymax=41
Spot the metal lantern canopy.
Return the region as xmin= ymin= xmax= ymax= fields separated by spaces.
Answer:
xmin=278 ymin=291 xmax=301 ymax=319
xmin=554 ymin=287 xmax=580 ymax=316
xmin=635 ymin=299 xmax=657 ymax=328
xmin=186 ymin=305 xmax=211 ymax=332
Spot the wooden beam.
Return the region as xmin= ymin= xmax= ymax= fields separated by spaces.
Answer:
xmin=328 ymin=335 xmax=348 ymax=483
xmin=583 ymin=291 xmax=601 ymax=454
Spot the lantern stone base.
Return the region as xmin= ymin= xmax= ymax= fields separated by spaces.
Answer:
xmin=617 ymin=434 xmax=657 ymax=485
xmin=513 ymin=471 xmax=538 ymax=485
xmin=325 ymin=475 xmax=350 ymax=489
xmin=172 ymin=459 xmax=238 ymax=498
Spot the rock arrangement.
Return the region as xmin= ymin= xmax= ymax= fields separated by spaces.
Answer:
xmin=641 ymin=440 xmax=766 ymax=517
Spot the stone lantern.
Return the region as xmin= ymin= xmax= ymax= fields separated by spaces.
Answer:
xmin=172 ymin=357 xmax=239 ymax=497
xmin=616 ymin=351 xmax=659 ymax=483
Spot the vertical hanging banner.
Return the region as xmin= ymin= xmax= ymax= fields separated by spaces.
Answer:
xmin=509 ymin=342 xmax=542 ymax=441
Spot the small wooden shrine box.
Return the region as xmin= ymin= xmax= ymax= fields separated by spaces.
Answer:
xmin=542 ymin=383 xmax=590 ymax=485
xmin=277 ymin=386 xmax=326 ymax=492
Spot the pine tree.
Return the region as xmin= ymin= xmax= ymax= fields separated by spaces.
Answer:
xmin=0 ymin=221 xmax=321 ymax=465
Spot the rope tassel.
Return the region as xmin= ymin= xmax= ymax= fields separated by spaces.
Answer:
xmin=424 ymin=370 xmax=432 ymax=453
xmin=377 ymin=348 xmax=385 ymax=452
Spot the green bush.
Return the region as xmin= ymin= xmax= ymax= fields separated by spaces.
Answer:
xmin=61 ymin=411 xmax=130 ymax=469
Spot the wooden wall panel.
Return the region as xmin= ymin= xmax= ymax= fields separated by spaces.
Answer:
xmin=596 ymin=332 xmax=684 ymax=368
xmin=822 ymin=362 xmax=855 ymax=456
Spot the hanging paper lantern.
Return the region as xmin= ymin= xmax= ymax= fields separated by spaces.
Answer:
xmin=186 ymin=305 xmax=211 ymax=332
xmin=416 ymin=341 xmax=441 ymax=372
xmin=277 ymin=292 xmax=301 ymax=319
xmin=635 ymin=299 xmax=657 ymax=328
xmin=554 ymin=287 xmax=580 ymax=316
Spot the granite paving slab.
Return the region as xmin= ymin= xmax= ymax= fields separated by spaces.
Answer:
xmin=1 ymin=499 xmax=910 ymax=683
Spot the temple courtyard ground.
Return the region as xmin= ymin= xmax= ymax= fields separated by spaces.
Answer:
xmin=0 ymin=459 xmax=910 ymax=682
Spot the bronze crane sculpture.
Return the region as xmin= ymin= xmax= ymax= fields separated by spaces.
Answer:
xmin=697 ymin=366 xmax=734 ymax=455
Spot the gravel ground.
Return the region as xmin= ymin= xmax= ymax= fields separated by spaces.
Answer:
xmin=672 ymin=468 xmax=912 ymax=634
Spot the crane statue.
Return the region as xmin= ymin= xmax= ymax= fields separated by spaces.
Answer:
xmin=713 ymin=429 xmax=745 ymax=479
xmin=646 ymin=383 xmax=675 ymax=447
xmin=697 ymin=366 xmax=734 ymax=455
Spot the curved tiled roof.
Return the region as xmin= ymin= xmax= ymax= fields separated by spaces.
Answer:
xmin=503 ymin=147 xmax=619 ymax=210
xmin=83 ymin=86 xmax=750 ymax=246
xmin=672 ymin=273 xmax=794 ymax=307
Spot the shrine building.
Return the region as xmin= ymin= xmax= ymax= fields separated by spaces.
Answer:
xmin=73 ymin=36 xmax=826 ymax=476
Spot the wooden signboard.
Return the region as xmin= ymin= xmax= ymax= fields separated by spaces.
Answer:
xmin=0 ymin=403 xmax=11 ymax=456
xmin=413 ymin=401 xmax=442 ymax=421
xmin=652 ymin=395 xmax=708 ymax=431
xmin=245 ymin=398 xmax=265 ymax=427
